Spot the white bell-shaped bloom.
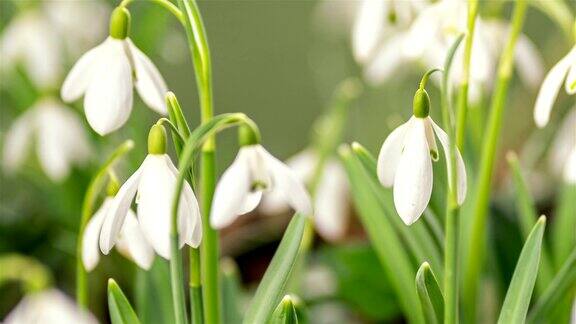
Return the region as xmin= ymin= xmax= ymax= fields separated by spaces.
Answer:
xmin=2 ymin=98 xmax=91 ymax=182
xmin=211 ymin=144 xmax=313 ymax=229
xmin=4 ymin=289 xmax=97 ymax=324
xmin=534 ymin=46 xmax=576 ymax=128
xmin=61 ymin=7 xmax=167 ymax=136
xmin=377 ymin=116 xmax=467 ymax=225
xmin=260 ymin=150 xmax=349 ymax=241
xmin=82 ymin=197 xmax=155 ymax=271
xmin=99 ymin=154 xmax=202 ymax=260
xmin=549 ymin=108 xmax=576 ymax=184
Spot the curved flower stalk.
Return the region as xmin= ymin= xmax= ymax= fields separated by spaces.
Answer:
xmin=99 ymin=124 xmax=202 ymax=260
xmin=0 ymin=2 xmax=108 ymax=88
xmin=377 ymin=87 xmax=467 ymax=225
xmin=82 ymin=179 xmax=155 ymax=271
xmin=260 ymin=149 xmax=349 ymax=241
xmin=3 ymin=289 xmax=97 ymax=324
xmin=211 ymin=126 xmax=313 ymax=229
xmin=401 ymin=0 xmax=543 ymax=102
xmin=534 ymin=45 xmax=576 ymax=128
xmin=549 ymin=108 xmax=576 ymax=184
xmin=2 ymin=98 xmax=92 ymax=182
xmin=61 ymin=7 xmax=168 ymax=135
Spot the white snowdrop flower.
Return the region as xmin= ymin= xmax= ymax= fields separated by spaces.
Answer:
xmin=82 ymin=193 xmax=155 ymax=271
xmin=377 ymin=88 xmax=467 ymax=225
xmin=99 ymin=124 xmax=202 ymax=259
xmin=61 ymin=7 xmax=168 ymax=136
xmin=0 ymin=10 xmax=61 ymax=88
xmin=4 ymin=289 xmax=97 ymax=324
xmin=211 ymin=130 xmax=313 ymax=229
xmin=2 ymin=98 xmax=91 ymax=182
xmin=534 ymin=46 xmax=576 ymax=128
xmin=260 ymin=150 xmax=349 ymax=241
xmin=402 ymin=0 xmax=543 ymax=103
xmin=549 ymin=108 xmax=576 ymax=184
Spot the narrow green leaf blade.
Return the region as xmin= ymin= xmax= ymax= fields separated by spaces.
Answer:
xmin=269 ymin=295 xmax=301 ymax=324
xmin=221 ymin=258 xmax=243 ymax=324
xmin=497 ymin=216 xmax=546 ymax=324
xmin=243 ymin=214 xmax=306 ymax=324
xmin=415 ymin=262 xmax=444 ymax=324
xmin=551 ymin=183 xmax=576 ymax=267
xmin=528 ymin=247 xmax=576 ymax=324
xmin=108 ymin=279 xmax=140 ymax=324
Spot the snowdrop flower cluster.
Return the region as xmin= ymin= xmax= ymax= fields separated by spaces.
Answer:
xmin=533 ymin=44 xmax=576 ymax=128
xmin=2 ymin=98 xmax=92 ymax=182
xmin=377 ymin=87 xmax=467 ymax=225
xmin=211 ymin=126 xmax=313 ymax=229
xmin=0 ymin=1 xmax=108 ymax=89
xmin=99 ymin=124 xmax=202 ymax=260
xmin=61 ymin=7 xmax=168 ymax=135
xmin=3 ymin=289 xmax=97 ymax=324
xmin=260 ymin=150 xmax=349 ymax=241
xmin=82 ymin=179 xmax=155 ymax=271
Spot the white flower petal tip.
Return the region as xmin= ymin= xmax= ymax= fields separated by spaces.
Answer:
xmin=211 ymin=145 xmax=313 ymax=229
xmin=61 ymin=37 xmax=168 ymax=135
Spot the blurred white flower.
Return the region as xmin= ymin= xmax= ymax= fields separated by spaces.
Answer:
xmin=83 ymin=197 xmax=155 ymax=271
xmin=61 ymin=8 xmax=167 ymax=136
xmin=549 ymin=108 xmax=576 ymax=184
xmin=534 ymin=46 xmax=576 ymax=128
xmin=260 ymin=150 xmax=350 ymax=241
xmin=3 ymin=289 xmax=97 ymax=324
xmin=211 ymin=144 xmax=313 ymax=229
xmin=2 ymin=98 xmax=91 ymax=182
xmin=99 ymin=154 xmax=201 ymax=260
xmin=377 ymin=116 xmax=466 ymax=225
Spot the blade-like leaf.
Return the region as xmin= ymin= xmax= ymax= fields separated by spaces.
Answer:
xmin=135 ymin=259 xmax=175 ymax=324
xmin=340 ymin=145 xmax=424 ymax=324
xmin=221 ymin=258 xmax=243 ymax=324
xmin=269 ymin=295 xmax=300 ymax=324
xmin=497 ymin=216 xmax=546 ymax=324
xmin=528 ymin=247 xmax=576 ymax=324
xmin=507 ymin=152 xmax=554 ymax=293
xmin=108 ymin=279 xmax=140 ymax=324
xmin=415 ymin=262 xmax=444 ymax=324
xmin=243 ymin=214 xmax=306 ymax=324
xmin=551 ymin=183 xmax=576 ymax=267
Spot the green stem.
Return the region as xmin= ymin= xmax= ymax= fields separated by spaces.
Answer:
xmin=455 ymin=0 xmax=478 ymax=151
xmin=190 ymin=248 xmax=204 ymax=324
xmin=121 ymin=0 xmax=185 ymax=25
xmin=169 ymin=233 xmax=188 ymax=324
xmin=462 ymin=0 xmax=528 ymax=321
xmin=441 ymin=35 xmax=465 ymax=324
xmin=76 ymin=140 xmax=134 ymax=308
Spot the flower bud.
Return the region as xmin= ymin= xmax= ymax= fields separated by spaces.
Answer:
xmin=109 ymin=7 xmax=131 ymax=40
xmin=238 ymin=124 xmax=260 ymax=147
xmin=413 ymin=88 xmax=430 ymax=118
xmin=148 ymin=124 xmax=167 ymax=154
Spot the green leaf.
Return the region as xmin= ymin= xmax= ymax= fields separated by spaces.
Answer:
xmin=221 ymin=258 xmax=243 ymax=324
xmin=339 ymin=145 xmax=424 ymax=324
xmin=507 ymin=152 xmax=554 ymax=293
xmin=108 ymin=279 xmax=140 ymax=324
xmin=136 ymin=259 xmax=175 ymax=324
xmin=268 ymin=295 xmax=301 ymax=324
xmin=528 ymin=246 xmax=576 ymax=324
xmin=497 ymin=216 xmax=546 ymax=324
xmin=552 ymin=183 xmax=576 ymax=268
xmin=243 ymin=214 xmax=306 ymax=324
xmin=415 ymin=262 xmax=444 ymax=324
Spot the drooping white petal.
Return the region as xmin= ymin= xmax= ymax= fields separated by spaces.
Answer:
xmin=239 ymin=191 xmax=263 ymax=215
xmin=393 ymin=118 xmax=433 ymax=225
xmin=2 ymin=110 xmax=34 ymax=174
xmin=82 ymin=198 xmax=111 ymax=272
xmin=352 ymin=0 xmax=385 ymax=63
xmin=61 ymin=40 xmax=107 ymax=102
xmin=315 ymin=160 xmax=349 ymax=241
xmin=534 ymin=47 xmax=575 ymax=128
xmin=116 ymin=210 xmax=155 ymax=270
xmin=259 ymin=149 xmax=316 ymax=215
xmin=210 ymin=150 xmax=252 ymax=229
xmin=430 ymin=119 xmax=467 ymax=205
xmin=100 ymin=166 xmax=143 ymax=254
xmin=402 ymin=3 xmax=440 ymax=58
xmin=36 ymin=109 xmax=72 ymax=182
xmin=377 ymin=118 xmax=412 ymax=187
xmin=127 ymin=39 xmax=168 ymax=114
xmin=564 ymin=147 xmax=576 ymax=184
xmin=84 ymin=38 xmax=133 ymax=135
xmin=364 ymin=33 xmax=408 ymax=84
xmin=259 ymin=146 xmax=313 ymax=216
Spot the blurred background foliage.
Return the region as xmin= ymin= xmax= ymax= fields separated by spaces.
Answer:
xmin=0 ymin=0 xmax=574 ymax=322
